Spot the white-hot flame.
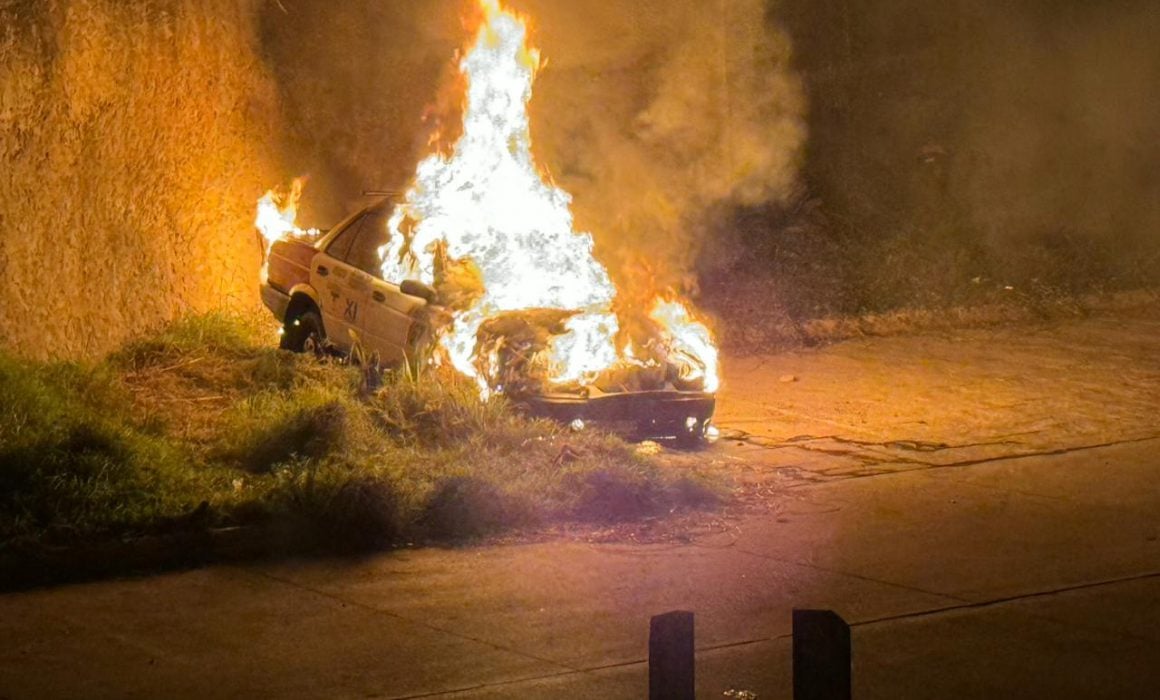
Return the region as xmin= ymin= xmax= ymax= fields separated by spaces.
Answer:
xmin=380 ymin=0 xmax=622 ymax=387
xmin=255 ymin=178 xmax=318 ymax=247
xmin=258 ymin=1 xmax=719 ymax=396
xmin=649 ymin=299 xmax=720 ymax=393
xmin=254 ymin=178 xmax=320 ymax=282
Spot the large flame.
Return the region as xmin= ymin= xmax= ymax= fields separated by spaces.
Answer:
xmin=256 ymin=0 xmax=719 ymax=397
xmin=381 ymin=0 xmax=717 ymax=393
xmin=255 ymin=177 xmax=316 ymax=248
xmin=254 ymin=178 xmax=319 ymax=282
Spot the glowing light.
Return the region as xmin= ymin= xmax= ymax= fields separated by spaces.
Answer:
xmin=255 ymin=178 xmax=320 ymax=248
xmin=254 ymin=178 xmax=320 ymax=282
xmin=380 ymin=0 xmax=719 ymax=395
xmin=648 ymin=299 xmax=719 ymax=393
xmin=254 ymin=1 xmax=721 ymax=399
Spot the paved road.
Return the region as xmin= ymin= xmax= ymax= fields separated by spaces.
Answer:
xmin=3 ymin=308 xmax=1159 ymax=698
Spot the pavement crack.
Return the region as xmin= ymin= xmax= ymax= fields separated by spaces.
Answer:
xmin=727 ymin=545 xmax=964 ymax=603
xmin=244 ymin=568 xmax=579 ymax=674
xmin=788 ymin=434 xmax=1160 ymax=487
xmin=718 ymin=428 xmax=1026 ymax=455
xmin=383 ymin=658 xmax=653 ymax=700
xmin=381 ymin=668 xmax=584 ymax=700
xmin=913 ymin=434 xmax=1160 ymax=469
xmin=850 ymin=570 xmax=1160 ymax=640
xmin=381 ymin=571 xmax=1160 ymax=699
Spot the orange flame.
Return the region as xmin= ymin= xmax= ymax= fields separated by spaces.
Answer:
xmin=258 ymin=1 xmax=719 ymax=396
xmin=255 ymin=178 xmax=311 ymax=247
xmin=254 ymin=178 xmax=320 ymax=282
xmin=380 ymin=0 xmax=626 ymax=391
xmin=382 ymin=0 xmax=718 ymax=394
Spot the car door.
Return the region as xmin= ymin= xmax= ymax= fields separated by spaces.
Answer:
xmin=310 ymin=212 xmax=370 ymax=354
xmin=344 ymin=207 xmax=427 ymax=366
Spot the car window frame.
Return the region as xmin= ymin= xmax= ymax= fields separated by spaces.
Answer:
xmin=345 ymin=209 xmax=391 ymax=279
xmin=324 ymin=213 xmax=366 ymax=263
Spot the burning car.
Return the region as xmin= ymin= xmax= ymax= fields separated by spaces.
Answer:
xmin=260 ymin=196 xmax=436 ymax=367
xmin=256 ymin=0 xmax=718 ymax=443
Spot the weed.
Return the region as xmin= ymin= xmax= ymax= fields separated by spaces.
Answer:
xmin=227 ymin=401 xmax=349 ymax=474
xmin=420 ymin=475 xmax=530 ymax=540
xmin=0 ymin=314 xmax=721 ymax=561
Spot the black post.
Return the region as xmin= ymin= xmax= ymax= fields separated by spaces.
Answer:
xmin=793 ymin=609 xmax=851 ymax=700
xmin=649 ymin=610 xmax=695 ymax=700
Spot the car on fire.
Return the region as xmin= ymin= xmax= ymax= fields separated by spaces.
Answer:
xmin=259 ymin=198 xmax=716 ymax=443
xmin=262 ymin=199 xmax=436 ymax=366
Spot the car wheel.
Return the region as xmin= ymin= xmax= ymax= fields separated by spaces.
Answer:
xmin=673 ymin=418 xmax=709 ymax=449
xmin=281 ymin=309 xmax=325 ymax=357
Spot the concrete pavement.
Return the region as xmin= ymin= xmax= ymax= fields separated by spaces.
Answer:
xmin=2 ymin=309 xmax=1159 ymax=698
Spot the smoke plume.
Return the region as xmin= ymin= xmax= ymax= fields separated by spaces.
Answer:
xmin=261 ymin=0 xmax=807 ymax=301
xmin=520 ymin=0 xmax=807 ymax=301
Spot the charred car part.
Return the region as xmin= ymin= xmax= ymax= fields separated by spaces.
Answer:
xmin=518 ymin=389 xmax=715 ymax=445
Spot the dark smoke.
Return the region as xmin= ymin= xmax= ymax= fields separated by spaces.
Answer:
xmin=773 ymin=0 xmax=1160 ymax=304
xmin=257 ymin=1 xmax=462 ymax=225
xmin=950 ymin=1 xmax=1160 ymax=253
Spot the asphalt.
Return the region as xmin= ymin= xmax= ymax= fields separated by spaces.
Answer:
xmin=2 ymin=308 xmax=1159 ymax=699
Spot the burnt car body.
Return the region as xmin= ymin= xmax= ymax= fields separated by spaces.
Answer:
xmin=260 ymin=199 xmax=715 ymax=442
xmin=521 ymin=389 xmax=715 ymax=443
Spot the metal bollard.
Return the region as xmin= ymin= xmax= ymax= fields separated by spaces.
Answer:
xmin=792 ymin=609 xmax=851 ymax=700
xmin=649 ymin=610 xmax=695 ymax=700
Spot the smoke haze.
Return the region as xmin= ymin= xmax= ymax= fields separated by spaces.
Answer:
xmin=260 ymin=0 xmax=807 ymax=300
xmin=777 ymin=0 xmax=1160 ymax=297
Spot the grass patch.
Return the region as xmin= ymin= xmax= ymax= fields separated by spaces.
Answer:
xmin=0 ymin=313 xmax=721 ymax=569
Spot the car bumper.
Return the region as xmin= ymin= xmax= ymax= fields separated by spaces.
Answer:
xmin=520 ymin=390 xmax=716 ymax=441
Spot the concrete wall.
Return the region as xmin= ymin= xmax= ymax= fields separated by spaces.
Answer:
xmin=2 ymin=0 xmax=1155 ymax=359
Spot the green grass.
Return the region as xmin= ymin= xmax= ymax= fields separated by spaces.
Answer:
xmin=0 ymin=313 xmax=720 ymax=558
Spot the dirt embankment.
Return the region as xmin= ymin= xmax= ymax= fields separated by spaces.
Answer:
xmin=0 ymin=0 xmax=284 ymax=359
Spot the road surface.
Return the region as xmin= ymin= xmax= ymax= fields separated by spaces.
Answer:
xmin=3 ymin=306 xmax=1159 ymax=698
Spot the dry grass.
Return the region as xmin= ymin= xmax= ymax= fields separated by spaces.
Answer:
xmin=0 ymin=0 xmax=284 ymax=361
xmin=0 ymin=313 xmax=721 ymax=558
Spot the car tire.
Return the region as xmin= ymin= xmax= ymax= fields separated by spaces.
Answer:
xmin=673 ymin=418 xmax=709 ymax=449
xmin=281 ymin=309 xmax=325 ymax=357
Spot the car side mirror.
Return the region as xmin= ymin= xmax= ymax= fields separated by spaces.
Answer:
xmin=400 ymin=279 xmax=437 ymax=303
